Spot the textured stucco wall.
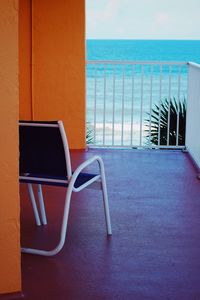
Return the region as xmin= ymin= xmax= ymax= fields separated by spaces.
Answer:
xmin=19 ymin=0 xmax=32 ymax=120
xmin=19 ymin=0 xmax=86 ymax=149
xmin=0 ymin=0 xmax=21 ymax=294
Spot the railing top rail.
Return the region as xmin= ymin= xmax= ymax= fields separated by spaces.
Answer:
xmin=86 ymin=60 xmax=188 ymax=65
xmin=188 ymin=61 xmax=200 ymax=69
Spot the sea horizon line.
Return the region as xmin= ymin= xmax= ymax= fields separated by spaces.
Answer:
xmin=86 ymin=38 xmax=200 ymax=41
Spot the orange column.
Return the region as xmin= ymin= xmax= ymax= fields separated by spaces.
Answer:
xmin=0 ymin=0 xmax=21 ymax=294
xmin=19 ymin=0 xmax=32 ymax=120
xmin=32 ymin=0 xmax=86 ymax=149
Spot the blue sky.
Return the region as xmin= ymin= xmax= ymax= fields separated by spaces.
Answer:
xmin=86 ymin=0 xmax=200 ymax=39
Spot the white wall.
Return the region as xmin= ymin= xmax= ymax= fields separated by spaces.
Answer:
xmin=186 ymin=62 xmax=200 ymax=169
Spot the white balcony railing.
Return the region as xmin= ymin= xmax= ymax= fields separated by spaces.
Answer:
xmin=86 ymin=61 xmax=188 ymax=148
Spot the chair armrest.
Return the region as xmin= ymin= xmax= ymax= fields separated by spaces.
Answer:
xmin=70 ymin=155 xmax=105 ymax=192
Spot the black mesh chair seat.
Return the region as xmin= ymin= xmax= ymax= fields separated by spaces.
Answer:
xmin=20 ymin=172 xmax=99 ymax=188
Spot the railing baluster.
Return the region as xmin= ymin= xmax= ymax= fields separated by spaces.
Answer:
xmin=139 ymin=65 xmax=144 ymax=147
xmin=94 ymin=63 xmax=97 ymax=144
xmin=130 ymin=64 xmax=134 ymax=146
xmin=167 ymin=65 xmax=172 ymax=146
xmin=121 ymin=64 xmax=125 ymax=146
xmin=158 ymin=64 xmax=162 ymax=146
xmin=148 ymin=65 xmax=153 ymax=146
xmin=176 ymin=65 xmax=181 ymax=146
xmin=103 ymin=64 xmax=106 ymax=146
xmin=112 ymin=64 xmax=116 ymax=146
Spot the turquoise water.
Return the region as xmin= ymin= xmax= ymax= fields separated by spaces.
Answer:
xmin=86 ymin=40 xmax=200 ymax=145
xmin=86 ymin=39 xmax=200 ymax=62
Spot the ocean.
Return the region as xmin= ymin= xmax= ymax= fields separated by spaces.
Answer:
xmin=86 ymin=39 xmax=200 ymax=62
xmin=86 ymin=40 xmax=200 ymax=146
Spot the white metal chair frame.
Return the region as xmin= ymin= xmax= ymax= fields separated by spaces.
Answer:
xmin=19 ymin=121 xmax=112 ymax=256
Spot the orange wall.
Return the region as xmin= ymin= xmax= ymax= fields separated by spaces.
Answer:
xmin=19 ymin=0 xmax=32 ymax=120
xmin=0 ymin=0 xmax=21 ymax=294
xmin=19 ymin=0 xmax=86 ymax=149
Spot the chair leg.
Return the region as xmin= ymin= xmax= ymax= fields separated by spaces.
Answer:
xmin=98 ymin=159 xmax=112 ymax=235
xmin=27 ymin=184 xmax=41 ymax=226
xmin=21 ymin=158 xmax=112 ymax=256
xmin=101 ymin=177 xmax=112 ymax=235
xmin=21 ymin=183 xmax=73 ymax=256
xmin=37 ymin=184 xmax=47 ymax=225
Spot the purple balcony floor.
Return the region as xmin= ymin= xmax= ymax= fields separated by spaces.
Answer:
xmin=19 ymin=149 xmax=200 ymax=300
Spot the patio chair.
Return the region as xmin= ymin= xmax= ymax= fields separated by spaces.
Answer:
xmin=19 ymin=120 xmax=112 ymax=256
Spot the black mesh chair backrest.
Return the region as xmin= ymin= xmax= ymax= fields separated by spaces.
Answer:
xmin=19 ymin=121 xmax=68 ymax=178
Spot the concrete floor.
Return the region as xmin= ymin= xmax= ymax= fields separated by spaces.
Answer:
xmin=19 ymin=149 xmax=200 ymax=300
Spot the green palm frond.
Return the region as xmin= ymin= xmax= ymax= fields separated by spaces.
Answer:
xmin=146 ymin=97 xmax=186 ymax=146
xmin=86 ymin=123 xmax=94 ymax=144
